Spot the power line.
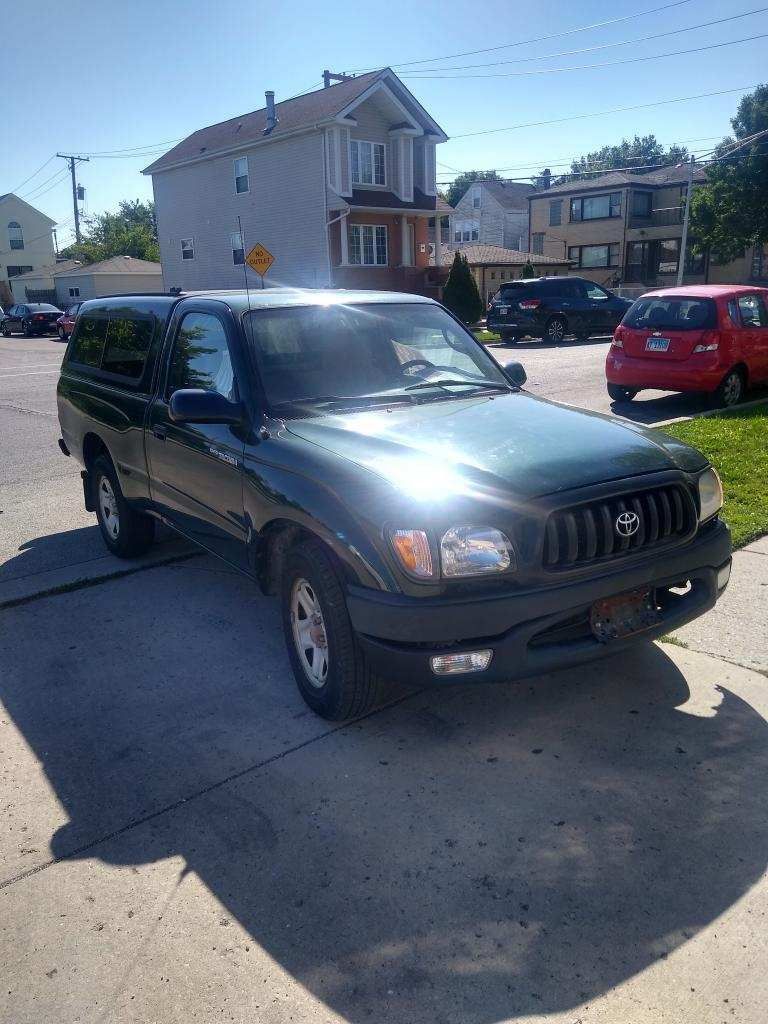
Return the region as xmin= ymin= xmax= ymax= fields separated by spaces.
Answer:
xmin=18 ymin=166 xmax=70 ymax=201
xmin=450 ymin=84 xmax=760 ymax=140
xmin=404 ymin=6 xmax=768 ymax=73
xmin=402 ymin=31 xmax=768 ymax=79
xmin=6 ymin=155 xmax=57 ymax=197
xmin=77 ymin=137 xmax=183 ymax=156
xmin=351 ymin=0 xmax=695 ymax=71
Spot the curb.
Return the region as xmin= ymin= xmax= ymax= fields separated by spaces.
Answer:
xmin=654 ymin=396 xmax=768 ymax=428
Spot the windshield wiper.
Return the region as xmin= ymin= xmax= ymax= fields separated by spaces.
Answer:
xmin=274 ymin=393 xmax=415 ymax=410
xmin=405 ymin=378 xmax=511 ymax=393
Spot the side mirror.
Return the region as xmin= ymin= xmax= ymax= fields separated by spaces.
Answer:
xmin=504 ymin=361 xmax=527 ymax=388
xmin=168 ymin=388 xmax=244 ymax=425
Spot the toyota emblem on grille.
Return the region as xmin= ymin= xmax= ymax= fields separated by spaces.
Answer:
xmin=615 ymin=511 xmax=640 ymax=537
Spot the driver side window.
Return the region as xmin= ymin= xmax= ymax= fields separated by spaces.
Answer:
xmin=167 ymin=313 xmax=237 ymax=401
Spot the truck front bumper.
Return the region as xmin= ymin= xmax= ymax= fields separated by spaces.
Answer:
xmin=346 ymin=521 xmax=731 ymax=686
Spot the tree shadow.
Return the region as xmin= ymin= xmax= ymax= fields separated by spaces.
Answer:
xmin=2 ymin=564 xmax=767 ymax=1023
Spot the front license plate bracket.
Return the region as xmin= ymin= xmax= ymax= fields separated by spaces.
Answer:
xmin=590 ymin=588 xmax=661 ymax=642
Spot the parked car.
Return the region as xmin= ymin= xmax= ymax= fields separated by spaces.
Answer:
xmin=486 ymin=276 xmax=632 ymax=343
xmin=1 ymin=302 xmax=63 ymax=337
xmin=56 ymin=303 xmax=82 ymax=341
xmin=57 ymin=289 xmax=731 ymax=720
xmin=606 ymin=285 xmax=768 ymax=407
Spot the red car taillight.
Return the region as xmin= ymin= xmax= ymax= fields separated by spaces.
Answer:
xmin=518 ymin=298 xmax=541 ymax=310
xmin=692 ymin=330 xmax=721 ymax=353
xmin=34 ymin=314 xmax=45 ymax=321
xmin=611 ymin=324 xmax=627 ymax=348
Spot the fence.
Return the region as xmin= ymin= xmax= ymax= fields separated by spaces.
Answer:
xmin=24 ymin=288 xmax=59 ymax=304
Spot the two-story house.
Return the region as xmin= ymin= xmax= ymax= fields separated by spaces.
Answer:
xmin=527 ymin=166 xmax=760 ymax=289
xmin=0 ymin=194 xmax=56 ymax=307
xmin=144 ymin=69 xmax=447 ymax=295
xmin=451 ymin=179 xmax=533 ymax=252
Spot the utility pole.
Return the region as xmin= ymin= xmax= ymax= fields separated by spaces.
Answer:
xmin=676 ymin=155 xmax=695 ymax=287
xmin=56 ymin=154 xmax=90 ymax=244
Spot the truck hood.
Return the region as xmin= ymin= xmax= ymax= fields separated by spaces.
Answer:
xmin=284 ymin=391 xmax=707 ymax=502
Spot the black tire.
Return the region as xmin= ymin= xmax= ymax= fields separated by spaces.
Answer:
xmin=544 ymin=316 xmax=567 ymax=343
xmin=712 ymin=367 xmax=746 ymax=409
xmin=607 ymin=383 xmax=638 ymax=402
xmin=500 ymin=331 xmax=522 ymax=344
xmin=281 ymin=538 xmax=384 ymax=720
xmin=23 ymin=320 xmax=33 ymax=338
xmin=91 ymin=454 xmax=155 ymax=558
xmin=57 ymin=326 xmax=67 ymax=341
xmin=1 ymin=328 xmax=11 ymax=337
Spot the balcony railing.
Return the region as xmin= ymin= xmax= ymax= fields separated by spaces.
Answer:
xmin=629 ymin=207 xmax=684 ymax=229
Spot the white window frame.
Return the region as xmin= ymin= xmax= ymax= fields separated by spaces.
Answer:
xmin=231 ymin=230 xmax=244 ymax=265
xmin=233 ymin=156 xmax=249 ymax=194
xmin=453 ymin=219 xmax=479 ymax=243
xmin=471 ymin=186 xmax=481 ymax=209
xmin=8 ymin=221 xmax=23 ymax=250
xmin=348 ymin=224 xmax=388 ymax=266
xmin=181 ymin=237 xmax=195 ymax=261
xmin=350 ymin=140 xmax=386 ymax=186
xmin=68 ymin=287 xmax=80 ymax=297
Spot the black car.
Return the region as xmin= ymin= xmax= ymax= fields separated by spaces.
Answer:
xmin=487 ymin=276 xmax=632 ymax=343
xmin=2 ymin=302 xmax=63 ymax=337
xmin=57 ymin=289 xmax=731 ymax=720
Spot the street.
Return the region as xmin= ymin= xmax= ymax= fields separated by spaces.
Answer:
xmin=2 ymin=332 xmax=768 ymax=1024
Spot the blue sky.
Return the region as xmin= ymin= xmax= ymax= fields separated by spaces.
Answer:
xmin=4 ymin=0 xmax=765 ymax=248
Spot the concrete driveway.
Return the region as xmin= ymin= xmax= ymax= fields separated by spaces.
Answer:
xmin=2 ymin=332 xmax=768 ymax=1023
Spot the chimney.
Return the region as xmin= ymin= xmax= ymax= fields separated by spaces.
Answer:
xmin=540 ymin=167 xmax=552 ymax=190
xmin=264 ymin=90 xmax=278 ymax=133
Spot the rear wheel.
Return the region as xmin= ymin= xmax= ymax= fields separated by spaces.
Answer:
xmin=607 ymin=383 xmax=638 ymax=402
xmin=545 ymin=316 xmax=567 ymax=343
xmin=500 ymin=331 xmax=522 ymax=344
xmin=22 ymin=320 xmax=33 ymax=338
xmin=92 ymin=454 xmax=155 ymax=558
xmin=281 ymin=539 xmax=384 ymax=720
xmin=1 ymin=327 xmax=11 ymax=337
xmin=57 ymin=326 xmax=67 ymax=341
xmin=712 ymin=367 xmax=745 ymax=409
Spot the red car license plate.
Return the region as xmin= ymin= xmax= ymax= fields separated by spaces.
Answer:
xmin=590 ymin=589 xmax=660 ymax=642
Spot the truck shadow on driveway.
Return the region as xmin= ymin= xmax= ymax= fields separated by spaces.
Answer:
xmin=2 ymin=561 xmax=768 ymax=1022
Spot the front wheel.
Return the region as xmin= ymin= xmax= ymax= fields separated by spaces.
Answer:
xmin=1 ymin=328 xmax=11 ymax=337
xmin=712 ymin=367 xmax=745 ymax=409
xmin=500 ymin=331 xmax=522 ymax=344
xmin=281 ymin=539 xmax=384 ymax=720
xmin=57 ymin=326 xmax=67 ymax=341
xmin=544 ymin=316 xmax=567 ymax=343
xmin=607 ymin=383 xmax=638 ymax=402
xmin=92 ymin=454 xmax=155 ymax=558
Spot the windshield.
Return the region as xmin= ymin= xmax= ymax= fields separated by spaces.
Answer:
xmin=245 ymin=302 xmax=510 ymax=411
xmin=623 ymin=296 xmax=717 ymax=331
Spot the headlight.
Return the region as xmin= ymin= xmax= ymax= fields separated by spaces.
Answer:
xmin=698 ymin=467 xmax=723 ymax=522
xmin=390 ymin=529 xmax=434 ymax=578
xmin=440 ymin=526 xmax=515 ymax=577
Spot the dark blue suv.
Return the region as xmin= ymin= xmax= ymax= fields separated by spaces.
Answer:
xmin=487 ymin=276 xmax=632 ymax=344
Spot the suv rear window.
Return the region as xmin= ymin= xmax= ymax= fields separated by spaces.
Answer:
xmin=623 ymin=296 xmax=717 ymax=331
xmin=498 ymin=282 xmax=529 ymax=299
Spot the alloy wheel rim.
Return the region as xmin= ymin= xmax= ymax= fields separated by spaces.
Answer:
xmin=98 ymin=475 xmax=120 ymax=540
xmin=290 ymin=578 xmax=329 ymax=688
xmin=723 ymin=373 xmax=741 ymax=406
xmin=548 ymin=320 xmax=565 ymax=341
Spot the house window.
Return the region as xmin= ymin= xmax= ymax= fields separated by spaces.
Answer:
xmin=632 ymin=192 xmax=652 ymax=217
xmin=453 ymin=219 xmax=479 ymax=242
xmin=181 ymin=238 xmax=195 ymax=260
xmin=234 ymin=157 xmax=249 ymax=194
xmin=549 ymin=200 xmax=562 ymax=226
xmin=68 ymin=287 xmax=80 ymax=298
xmin=471 ymin=186 xmax=481 ymax=209
xmin=568 ymin=243 xmax=620 ymax=268
xmin=6 ymin=265 xmax=32 ymax=277
xmin=532 ymin=232 xmax=544 ymax=255
xmin=349 ymin=224 xmax=388 ymax=266
xmin=350 ymin=140 xmax=386 ymax=186
xmin=8 ymin=222 xmax=23 ymax=250
xmin=570 ymin=192 xmax=621 ymax=221
xmin=231 ymin=231 xmax=244 ymax=265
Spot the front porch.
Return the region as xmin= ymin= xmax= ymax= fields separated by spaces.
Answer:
xmin=328 ymin=210 xmax=438 ymax=297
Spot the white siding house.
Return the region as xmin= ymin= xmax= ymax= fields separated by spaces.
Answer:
xmin=451 ymin=180 xmax=533 ymax=252
xmin=52 ymin=256 xmax=164 ymax=303
xmin=0 ymin=194 xmax=56 ymax=306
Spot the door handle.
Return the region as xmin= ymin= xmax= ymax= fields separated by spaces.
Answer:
xmin=151 ymin=425 xmax=167 ymax=441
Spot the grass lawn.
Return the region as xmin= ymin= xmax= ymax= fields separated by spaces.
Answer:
xmin=474 ymin=329 xmax=501 ymax=343
xmin=662 ymin=404 xmax=768 ymax=548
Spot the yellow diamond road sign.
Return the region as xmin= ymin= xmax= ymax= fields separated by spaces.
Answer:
xmin=245 ymin=242 xmax=274 ymax=276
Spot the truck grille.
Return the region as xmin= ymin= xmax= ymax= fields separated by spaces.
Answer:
xmin=543 ymin=484 xmax=697 ymax=570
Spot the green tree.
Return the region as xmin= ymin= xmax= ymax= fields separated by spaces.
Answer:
xmin=568 ymin=135 xmax=689 ymax=181
xmin=442 ymin=252 xmax=484 ymax=325
xmin=519 ymin=260 xmax=536 ymax=279
xmin=689 ymin=83 xmax=768 ymax=264
xmin=446 ymin=169 xmax=501 ymax=210
xmin=60 ymin=200 xmax=159 ymax=263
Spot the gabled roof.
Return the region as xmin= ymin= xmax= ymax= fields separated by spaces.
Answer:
xmin=143 ymin=69 xmax=447 ymax=175
xmin=56 ymin=256 xmax=162 ymax=278
xmin=435 ymin=196 xmax=454 ymax=214
xmin=474 ymin=180 xmax=535 ymax=209
xmin=530 ymin=164 xmax=708 ymax=197
xmin=0 ymin=192 xmax=56 ymax=225
xmin=439 ymin=244 xmax=570 ymax=266
xmin=11 ymin=260 xmax=82 ymax=281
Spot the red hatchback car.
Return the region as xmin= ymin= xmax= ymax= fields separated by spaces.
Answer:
xmin=606 ymin=285 xmax=768 ymax=407
xmin=55 ymin=302 xmax=82 ymax=341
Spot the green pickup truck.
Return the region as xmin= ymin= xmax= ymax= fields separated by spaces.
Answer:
xmin=57 ymin=288 xmax=731 ymax=719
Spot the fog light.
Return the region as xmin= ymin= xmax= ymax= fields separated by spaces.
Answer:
xmin=430 ymin=650 xmax=493 ymax=675
xmin=717 ymin=561 xmax=731 ymax=591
